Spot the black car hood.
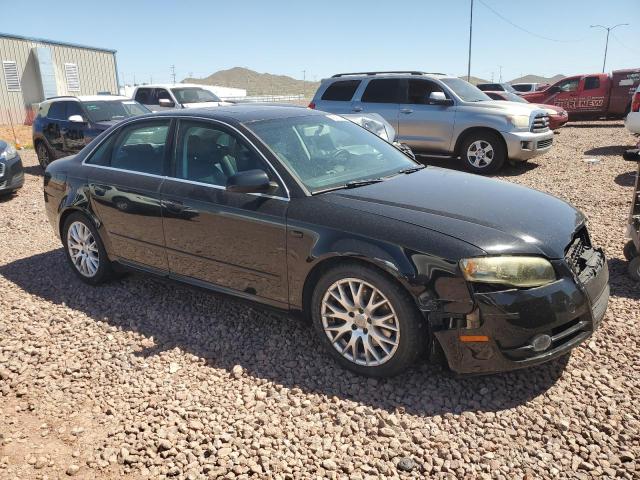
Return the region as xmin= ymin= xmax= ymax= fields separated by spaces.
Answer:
xmin=322 ymin=167 xmax=584 ymax=258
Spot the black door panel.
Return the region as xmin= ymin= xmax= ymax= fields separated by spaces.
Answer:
xmin=161 ymin=180 xmax=288 ymax=304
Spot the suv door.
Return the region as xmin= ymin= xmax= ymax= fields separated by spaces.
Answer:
xmin=397 ymin=79 xmax=456 ymax=153
xmin=351 ymin=78 xmax=403 ymax=131
xmin=43 ymin=101 xmax=67 ymax=158
xmin=85 ymin=119 xmax=172 ymax=271
xmin=62 ymin=101 xmax=89 ymax=154
xmin=160 ymin=119 xmax=289 ymax=306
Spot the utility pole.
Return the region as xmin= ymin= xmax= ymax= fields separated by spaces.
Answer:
xmin=498 ymin=65 xmax=503 ymax=82
xmin=467 ymin=0 xmax=473 ymax=82
xmin=170 ymin=65 xmax=176 ymax=84
xmin=590 ymin=24 xmax=629 ymax=72
xmin=302 ymin=69 xmax=306 ymax=98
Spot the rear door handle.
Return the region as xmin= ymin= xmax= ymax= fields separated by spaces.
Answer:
xmin=400 ymin=108 xmax=413 ymax=114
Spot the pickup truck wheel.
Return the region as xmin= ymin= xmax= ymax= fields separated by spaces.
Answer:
xmin=460 ymin=132 xmax=506 ymax=174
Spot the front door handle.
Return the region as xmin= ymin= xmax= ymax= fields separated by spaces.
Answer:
xmin=352 ymin=106 xmax=363 ymax=112
xmin=162 ymin=199 xmax=184 ymax=212
xmin=400 ymin=108 xmax=413 ymax=114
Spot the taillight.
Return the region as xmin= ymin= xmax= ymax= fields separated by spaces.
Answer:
xmin=308 ymin=102 xmax=316 ymax=109
xmin=632 ymin=92 xmax=640 ymax=113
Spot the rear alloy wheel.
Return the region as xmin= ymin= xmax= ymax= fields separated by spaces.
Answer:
xmin=460 ymin=132 xmax=506 ymax=174
xmin=36 ymin=142 xmax=52 ymax=169
xmin=62 ymin=213 xmax=114 ymax=285
xmin=311 ymin=264 xmax=425 ymax=377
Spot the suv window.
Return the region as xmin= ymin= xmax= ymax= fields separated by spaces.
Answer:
xmin=173 ymin=120 xmax=274 ymax=189
xmin=86 ymin=120 xmax=170 ymax=175
xmin=321 ymin=80 xmax=361 ymax=101
xmin=361 ymin=79 xmax=403 ymax=103
xmin=406 ymin=80 xmax=447 ymax=104
xmin=134 ymin=88 xmax=153 ymax=105
xmin=584 ymin=76 xmax=600 ymax=90
xmin=48 ymin=101 xmax=67 ymax=120
xmin=66 ymin=101 xmax=84 ymax=119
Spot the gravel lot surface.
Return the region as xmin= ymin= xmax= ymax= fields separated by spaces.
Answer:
xmin=1 ymin=122 xmax=639 ymax=479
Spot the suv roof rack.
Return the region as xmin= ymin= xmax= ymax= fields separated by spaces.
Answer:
xmin=44 ymin=95 xmax=80 ymax=101
xmin=331 ymin=71 xmax=447 ymax=78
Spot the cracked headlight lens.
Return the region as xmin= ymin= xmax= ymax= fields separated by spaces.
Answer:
xmin=460 ymin=256 xmax=556 ymax=288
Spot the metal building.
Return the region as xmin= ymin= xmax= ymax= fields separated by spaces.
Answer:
xmin=0 ymin=32 xmax=118 ymax=124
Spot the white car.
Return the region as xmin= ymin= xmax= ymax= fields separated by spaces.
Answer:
xmin=625 ymin=85 xmax=640 ymax=135
xmin=132 ymin=83 xmax=232 ymax=112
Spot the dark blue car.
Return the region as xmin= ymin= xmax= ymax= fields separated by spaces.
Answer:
xmin=32 ymin=95 xmax=149 ymax=168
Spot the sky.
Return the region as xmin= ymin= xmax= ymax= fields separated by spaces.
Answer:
xmin=4 ymin=0 xmax=640 ymax=85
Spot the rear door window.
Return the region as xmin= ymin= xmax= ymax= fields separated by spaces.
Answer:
xmin=584 ymin=76 xmax=600 ymax=90
xmin=321 ymin=80 xmax=361 ymax=101
xmin=361 ymin=79 xmax=404 ymax=103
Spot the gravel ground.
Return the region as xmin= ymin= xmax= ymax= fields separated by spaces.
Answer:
xmin=1 ymin=122 xmax=639 ymax=480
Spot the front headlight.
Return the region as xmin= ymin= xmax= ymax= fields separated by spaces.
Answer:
xmin=0 ymin=144 xmax=17 ymax=161
xmin=508 ymin=114 xmax=530 ymax=129
xmin=460 ymin=256 xmax=556 ymax=288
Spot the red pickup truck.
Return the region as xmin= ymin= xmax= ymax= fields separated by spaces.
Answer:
xmin=522 ymin=69 xmax=640 ymax=120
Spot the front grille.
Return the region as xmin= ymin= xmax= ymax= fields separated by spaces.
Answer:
xmin=565 ymin=227 xmax=591 ymax=275
xmin=537 ymin=138 xmax=553 ymax=149
xmin=531 ymin=114 xmax=550 ymax=133
xmin=0 ymin=162 xmax=5 ymax=177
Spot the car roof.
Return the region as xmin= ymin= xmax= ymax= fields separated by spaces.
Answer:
xmin=326 ymin=72 xmax=454 ymax=81
xmin=45 ymin=95 xmax=130 ymax=103
xmin=134 ymin=83 xmax=210 ymax=89
xmin=133 ymin=104 xmax=324 ymax=123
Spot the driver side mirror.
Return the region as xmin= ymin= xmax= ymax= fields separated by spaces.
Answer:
xmin=158 ymin=98 xmax=175 ymax=108
xmin=226 ymin=169 xmax=277 ymax=194
xmin=428 ymin=91 xmax=454 ymax=106
xmin=68 ymin=114 xmax=86 ymax=123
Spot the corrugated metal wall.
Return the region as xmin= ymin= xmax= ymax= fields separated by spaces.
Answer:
xmin=0 ymin=36 xmax=118 ymax=124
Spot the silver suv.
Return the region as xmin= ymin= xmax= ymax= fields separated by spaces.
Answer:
xmin=310 ymin=71 xmax=554 ymax=174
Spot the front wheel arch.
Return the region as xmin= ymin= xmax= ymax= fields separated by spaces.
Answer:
xmin=454 ymin=127 xmax=507 ymax=158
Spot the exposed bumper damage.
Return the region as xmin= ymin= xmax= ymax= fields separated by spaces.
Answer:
xmin=433 ymin=245 xmax=609 ymax=375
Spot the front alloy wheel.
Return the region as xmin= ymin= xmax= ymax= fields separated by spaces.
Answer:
xmin=321 ymin=278 xmax=400 ymax=366
xmin=467 ymin=140 xmax=495 ymax=169
xmin=311 ymin=264 xmax=426 ymax=377
xmin=460 ymin=132 xmax=506 ymax=174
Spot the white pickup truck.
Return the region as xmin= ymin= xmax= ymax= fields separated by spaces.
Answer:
xmin=131 ymin=84 xmax=231 ymax=112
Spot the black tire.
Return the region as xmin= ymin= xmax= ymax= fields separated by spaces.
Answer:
xmin=623 ymin=240 xmax=638 ymax=261
xmin=310 ymin=263 xmax=426 ymax=377
xmin=62 ymin=212 xmax=115 ymax=285
xmin=459 ymin=131 xmax=506 ymax=174
xmin=36 ymin=141 xmax=52 ymax=169
xmin=629 ymin=257 xmax=640 ymax=282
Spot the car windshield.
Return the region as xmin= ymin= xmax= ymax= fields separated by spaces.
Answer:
xmin=83 ymin=100 xmax=150 ymax=122
xmin=171 ymin=87 xmax=221 ymax=104
xmin=246 ymin=114 xmax=418 ymax=194
xmin=440 ymin=78 xmax=491 ymax=102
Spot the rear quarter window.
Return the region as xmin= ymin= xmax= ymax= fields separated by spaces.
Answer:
xmin=321 ymin=80 xmax=361 ymax=101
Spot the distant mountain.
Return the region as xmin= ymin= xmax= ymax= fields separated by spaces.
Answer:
xmin=508 ymin=74 xmax=565 ymax=85
xmin=182 ymin=67 xmax=319 ymax=96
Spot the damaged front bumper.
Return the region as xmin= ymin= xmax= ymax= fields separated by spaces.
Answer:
xmin=434 ymin=247 xmax=609 ymax=375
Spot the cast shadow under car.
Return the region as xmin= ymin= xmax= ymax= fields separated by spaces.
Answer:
xmin=0 ymin=249 xmax=570 ymax=417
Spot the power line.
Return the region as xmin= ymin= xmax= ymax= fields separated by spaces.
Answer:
xmin=478 ymin=0 xmax=581 ymax=43
xmin=611 ymin=32 xmax=640 ymax=54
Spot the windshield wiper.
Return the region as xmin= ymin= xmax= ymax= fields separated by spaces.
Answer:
xmin=397 ymin=165 xmax=425 ymax=174
xmin=345 ymin=178 xmax=385 ymax=188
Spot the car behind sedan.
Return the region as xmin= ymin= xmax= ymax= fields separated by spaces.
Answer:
xmin=43 ymin=105 xmax=609 ymax=377
xmin=484 ymin=91 xmax=568 ymax=130
xmin=0 ymin=140 xmax=24 ymax=196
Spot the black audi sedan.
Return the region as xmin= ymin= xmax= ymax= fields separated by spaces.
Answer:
xmin=43 ymin=105 xmax=609 ymax=377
